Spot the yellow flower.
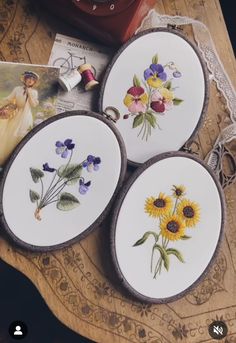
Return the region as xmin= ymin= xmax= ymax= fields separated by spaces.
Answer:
xmin=160 ymin=214 xmax=186 ymax=241
xmin=159 ymin=87 xmax=174 ymax=101
xmin=123 ymin=86 xmax=148 ymax=113
xmin=172 ymin=185 xmax=186 ymax=199
xmin=147 ymin=76 xmax=163 ymax=89
xmin=177 ymin=199 xmax=200 ymax=227
xmin=144 ymin=193 xmax=173 ymax=218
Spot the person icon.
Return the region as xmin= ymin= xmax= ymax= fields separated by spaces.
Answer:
xmin=14 ymin=326 xmax=23 ymax=336
xmin=9 ymin=320 xmax=27 ymax=339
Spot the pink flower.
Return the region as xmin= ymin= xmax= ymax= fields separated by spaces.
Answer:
xmin=150 ymin=88 xmax=174 ymax=113
xmin=123 ymin=86 xmax=148 ymax=113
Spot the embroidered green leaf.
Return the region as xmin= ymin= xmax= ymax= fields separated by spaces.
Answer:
xmin=173 ymin=98 xmax=184 ymax=105
xmin=154 ymin=244 xmax=170 ymax=271
xmin=180 ymin=235 xmax=191 ymax=240
xmin=30 ymin=168 xmax=44 ymax=183
xmin=167 ymin=248 xmax=185 ymax=263
xmin=163 ymin=80 xmax=172 ymax=90
xmin=56 ymin=192 xmax=80 ymax=211
xmin=152 ymin=54 xmax=158 ymax=64
xmin=57 ymin=164 xmax=82 ymax=184
xmin=66 ymin=175 xmax=82 ymax=185
xmin=29 ymin=190 xmax=40 ymax=203
xmin=133 ymin=231 xmax=159 ymax=247
xmin=146 ymin=112 xmax=157 ymax=128
xmin=133 ymin=74 xmax=141 ymax=87
xmin=133 ymin=113 xmax=144 ymax=128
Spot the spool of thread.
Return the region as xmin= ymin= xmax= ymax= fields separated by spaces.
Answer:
xmin=78 ymin=64 xmax=99 ymax=91
xmin=58 ymin=68 xmax=82 ymax=92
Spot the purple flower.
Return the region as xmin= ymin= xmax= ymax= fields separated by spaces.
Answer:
xmin=144 ymin=64 xmax=167 ymax=82
xmin=55 ymin=139 xmax=75 ymax=158
xmin=173 ymin=71 xmax=182 ymax=78
xmin=83 ymin=155 xmax=101 ymax=172
xmin=79 ymin=179 xmax=91 ymax=195
xmin=43 ymin=163 xmax=55 ymax=172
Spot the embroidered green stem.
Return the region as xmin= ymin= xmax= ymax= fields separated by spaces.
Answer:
xmin=42 ymin=149 xmax=74 ymax=203
xmin=173 ymin=198 xmax=178 ymax=214
xmin=41 ymin=170 xmax=57 ymax=202
xmin=150 ymin=232 xmax=161 ymax=273
xmin=39 ymin=177 xmax=44 ymax=202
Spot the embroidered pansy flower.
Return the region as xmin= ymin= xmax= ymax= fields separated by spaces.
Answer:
xmin=83 ymin=155 xmax=101 ymax=172
xmin=79 ymin=179 xmax=91 ymax=195
xmin=55 ymin=139 xmax=75 ymax=158
xmin=43 ymin=163 xmax=55 ymax=172
xmin=123 ymin=86 xmax=148 ymax=113
xmin=150 ymin=88 xmax=174 ymax=113
xmin=144 ymin=64 xmax=167 ymax=88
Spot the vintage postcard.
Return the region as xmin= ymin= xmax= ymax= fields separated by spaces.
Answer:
xmin=0 ymin=62 xmax=60 ymax=166
xmin=48 ymin=33 xmax=113 ymax=112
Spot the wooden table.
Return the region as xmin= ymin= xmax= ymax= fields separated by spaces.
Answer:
xmin=1 ymin=1 xmax=236 ymax=342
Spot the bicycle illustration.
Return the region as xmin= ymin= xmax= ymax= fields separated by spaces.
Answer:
xmin=53 ymin=52 xmax=86 ymax=75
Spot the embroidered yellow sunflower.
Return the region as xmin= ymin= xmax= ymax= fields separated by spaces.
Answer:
xmin=177 ymin=199 xmax=200 ymax=227
xmin=172 ymin=185 xmax=186 ymax=199
xmin=145 ymin=193 xmax=173 ymax=218
xmin=160 ymin=214 xmax=186 ymax=241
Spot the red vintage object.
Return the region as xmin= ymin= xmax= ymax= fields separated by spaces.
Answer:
xmin=39 ymin=0 xmax=156 ymax=45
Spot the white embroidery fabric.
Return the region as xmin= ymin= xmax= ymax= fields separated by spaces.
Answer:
xmin=136 ymin=10 xmax=236 ymax=153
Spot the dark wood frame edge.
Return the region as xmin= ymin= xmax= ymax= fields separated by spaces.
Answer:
xmin=0 ymin=110 xmax=127 ymax=252
xmin=98 ymin=27 xmax=210 ymax=167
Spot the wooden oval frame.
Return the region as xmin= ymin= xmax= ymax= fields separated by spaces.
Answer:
xmin=110 ymin=151 xmax=226 ymax=303
xmin=98 ymin=27 xmax=210 ymax=167
xmin=0 ymin=110 xmax=127 ymax=252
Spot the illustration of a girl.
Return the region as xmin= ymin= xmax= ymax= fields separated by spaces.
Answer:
xmin=0 ymin=71 xmax=39 ymax=165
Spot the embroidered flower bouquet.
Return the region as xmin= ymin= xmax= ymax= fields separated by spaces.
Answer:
xmin=133 ymin=185 xmax=200 ymax=278
xmin=29 ymin=138 xmax=101 ymax=221
xmin=123 ymin=54 xmax=183 ymax=141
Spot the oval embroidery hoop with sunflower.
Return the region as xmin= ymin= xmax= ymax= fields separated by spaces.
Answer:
xmin=123 ymin=54 xmax=184 ymax=141
xmin=133 ymin=185 xmax=200 ymax=278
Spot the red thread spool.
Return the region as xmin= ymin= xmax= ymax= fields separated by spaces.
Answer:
xmin=78 ymin=64 xmax=99 ymax=91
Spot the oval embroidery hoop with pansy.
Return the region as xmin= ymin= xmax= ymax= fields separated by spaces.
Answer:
xmin=99 ymin=28 xmax=209 ymax=166
xmin=0 ymin=111 xmax=127 ymax=251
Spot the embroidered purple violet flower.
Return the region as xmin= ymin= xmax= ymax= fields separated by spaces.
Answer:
xmin=93 ymin=157 xmax=101 ymax=171
xmin=83 ymin=155 xmax=101 ymax=172
xmin=144 ymin=64 xmax=167 ymax=88
xmin=55 ymin=139 xmax=75 ymax=158
xmin=79 ymin=179 xmax=91 ymax=195
xmin=43 ymin=163 xmax=55 ymax=172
